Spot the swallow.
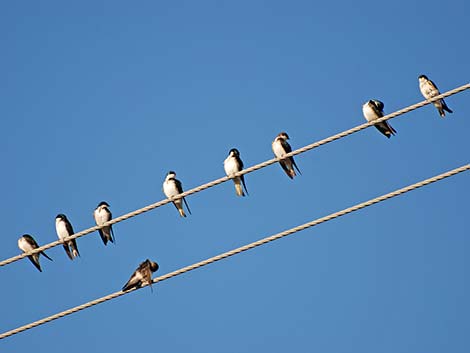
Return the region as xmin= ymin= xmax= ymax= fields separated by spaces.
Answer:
xmin=93 ymin=201 xmax=115 ymax=246
xmin=418 ymin=74 xmax=453 ymax=117
xmin=163 ymin=171 xmax=191 ymax=217
xmin=224 ymin=148 xmax=249 ymax=197
xmin=55 ymin=214 xmax=80 ymax=260
xmin=122 ymin=259 xmax=159 ymax=292
xmin=17 ymin=234 xmax=53 ymax=272
xmin=271 ymin=132 xmax=301 ymax=179
xmin=362 ymin=99 xmax=397 ymax=138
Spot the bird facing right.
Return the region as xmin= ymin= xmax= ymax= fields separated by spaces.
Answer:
xmin=122 ymin=259 xmax=159 ymax=292
xmin=418 ymin=74 xmax=453 ymax=117
xmin=272 ymin=132 xmax=301 ymax=179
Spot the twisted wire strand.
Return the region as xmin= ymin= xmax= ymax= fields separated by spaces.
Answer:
xmin=1 ymin=83 xmax=468 ymax=268
xmin=1 ymin=163 xmax=468 ymax=340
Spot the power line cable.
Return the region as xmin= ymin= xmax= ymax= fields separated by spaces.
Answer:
xmin=1 ymin=83 xmax=468 ymax=268
xmin=1 ymin=163 xmax=468 ymax=340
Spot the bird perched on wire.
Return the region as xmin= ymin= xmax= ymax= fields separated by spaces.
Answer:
xmin=224 ymin=148 xmax=249 ymax=197
xmin=17 ymin=234 xmax=53 ymax=272
xmin=418 ymin=74 xmax=453 ymax=117
xmin=163 ymin=171 xmax=191 ymax=217
xmin=93 ymin=201 xmax=115 ymax=246
xmin=272 ymin=132 xmax=301 ymax=179
xmin=362 ymin=99 xmax=396 ymax=138
xmin=55 ymin=214 xmax=80 ymax=260
xmin=122 ymin=259 xmax=159 ymax=292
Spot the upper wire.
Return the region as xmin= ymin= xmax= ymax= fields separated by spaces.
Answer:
xmin=1 ymin=83 xmax=468 ymax=268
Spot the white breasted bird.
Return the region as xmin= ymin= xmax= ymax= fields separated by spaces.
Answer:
xmin=272 ymin=132 xmax=301 ymax=179
xmin=362 ymin=99 xmax=396 ymax=138
xmin=418 ymin=74 xmax=453 ymax=117
xmin=18 ymin=234 xmax=53 ymax=272
xmin=55 ymin=214 xmax=80 ymax=260
xmin=224 ymin=148 xmax=249 ymax=197
xmin=122 ymin=259 xmax=159 ymax=292
xmin=93 ymin=201 xmax=115 ymax=246
xmin=163 ymin=171 xmax=191 ymax=217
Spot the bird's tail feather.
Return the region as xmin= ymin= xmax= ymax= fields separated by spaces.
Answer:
xmin=438 ymin=107 xmax=446 ymax=117
xmin=234 ymin=181 xmax=245 ymax=197
xmin=288 ymin=169 xmax=296 ymax=178
xmin=71 ymin=240 xmax=80 ymax=258
xmin=177 ymin=204 xmax=186 ymax=218
xmin=280 ymin=160 xmax=294 ymax=179
xmin=435 ymin=101 xmax=448 ymax=117
xmin=172 ymin=201 xmax=186 ymax=217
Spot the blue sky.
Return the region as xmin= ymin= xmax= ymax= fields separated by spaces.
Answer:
xmin=1 ymin=1 xmax=469 ymax=352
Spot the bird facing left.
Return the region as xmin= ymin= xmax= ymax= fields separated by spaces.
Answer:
xmin=17 ymin=234 xmax=53 ymax=272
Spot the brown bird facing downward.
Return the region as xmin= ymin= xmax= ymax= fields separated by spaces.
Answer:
xmin=122 ymin=259 xmax=159 ymax=292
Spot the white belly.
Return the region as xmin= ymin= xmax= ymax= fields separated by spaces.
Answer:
xmin=18 ymin=237 xmax=34 ymax=252
xmin=420 ymin=82 xmax=438 ymax=98
xmin=56 ymin=221 xmax=70 ymax=240
xmin=272 ymin=140 xmax=286 ymax=158
xmin=224 ymin=157 xmax=239 ymax=175
xmin=163 ymin=180 xmax=179 ymax=198
xmin=362 ymin=104 xmax=379 ymax=122
xmin=94 ymin=209 xmax=110 ymax=225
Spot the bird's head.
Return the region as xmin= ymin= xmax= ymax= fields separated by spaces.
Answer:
xmin=418 ymin=74 xmax=428 ymax=81
xmin=165 ymin=171 xmax=176 ymax=182
xmin=149 ymin=261 xmax=159 ymax=272
xmin=278 ymin=132 xmax=290 ymax=140
xmin=97 ymin=201 xmax=110 ymax=208
xmin=229 ymin=148 xmax=240 ymax=157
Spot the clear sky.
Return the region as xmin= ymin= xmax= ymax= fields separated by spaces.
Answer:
xmin=1 ymin=1 xmax=469 ymax=352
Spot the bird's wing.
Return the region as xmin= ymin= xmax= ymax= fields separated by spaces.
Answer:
xmin=122 ymin=271 xmax=141 ymax=291
xmin=175 ymin=179 xmax=184 ymax=194
xmin=281 ymin=140 xmax=292 ymax=154
xmin=65 ymin=220 xmax=74 ymax=236
xmin=24 ymin=235 xmax=39 ymax=248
